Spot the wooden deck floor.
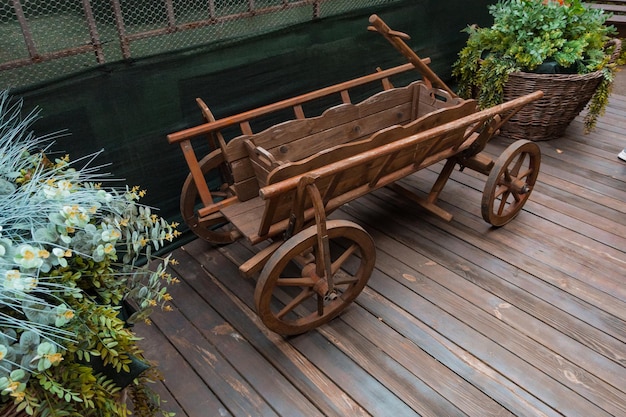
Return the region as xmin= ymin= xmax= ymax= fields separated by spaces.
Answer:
xmin=135 ymin=95 xmax=626 ymax=417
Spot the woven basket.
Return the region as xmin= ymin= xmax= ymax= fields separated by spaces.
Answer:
xmin=499 ymin=38 xmax=621 ymax=141
xmin=499 ymin=70 xmax=604 ymax=141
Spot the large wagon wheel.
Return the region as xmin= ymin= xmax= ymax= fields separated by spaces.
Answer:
xmin=180 ymin=148 xmax=238 ymax=244
xmin=255 ymin=219 xmax=376 ymax=335
xmin=482 ymin=139 xmax=541 ymax=226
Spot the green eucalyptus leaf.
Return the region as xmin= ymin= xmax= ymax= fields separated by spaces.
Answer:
xmin=19 ymin=330 xmax=40 ymax=352
xmin=33 ymin=227 xmax=56 ymax=243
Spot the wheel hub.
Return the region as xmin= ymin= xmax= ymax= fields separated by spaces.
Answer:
xmin=302 ymin=263 xmax=329 ymax=297
xmin=506 ymin=177 xmax=530 ymax=194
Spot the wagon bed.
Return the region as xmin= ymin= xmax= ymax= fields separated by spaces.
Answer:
xmin=167 ymin=15 xmax=543 ymax=335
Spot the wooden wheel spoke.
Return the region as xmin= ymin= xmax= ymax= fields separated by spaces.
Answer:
xmin=331 ymin=243 xmax=359 ymax=275
xmin=496 ymin=190 xmax=511 ymax=215
xmin=332 ymin=268 xmax=360 ymax=286
xmin=334 ymin=276 xmax=359 ymax=286
xmin=510 ymin=152 xmax=526 ymax=176
xmin=276 ymin=288 xmax=315 ymax=319
xmin=517 ymin=167 xmax=533 ymax=181
xmin=495 ymin=184 xmax=522 ymax=201
xmin=502 ymin=168 xmax=513 ymax=184
xmin=494 ymin=184 xmax=509 ymax=198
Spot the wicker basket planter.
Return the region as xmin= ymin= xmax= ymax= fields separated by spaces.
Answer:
xmin=499 ymin=70 xmax=605 ymax=141
xmin=453 ymin=1 xmax=622 ymax=142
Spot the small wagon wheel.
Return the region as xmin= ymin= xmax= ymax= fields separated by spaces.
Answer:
xmin=180 ymin=148 xmax=238 ymax=244
xmin=255 ymin=219 xmax=375 ymax=335
xmin=481 ymin=139 xmax=541 ymax=226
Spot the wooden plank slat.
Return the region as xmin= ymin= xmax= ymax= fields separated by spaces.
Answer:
xmin=167 ymin=63 xmax=421 ymax=144
xmin=164 ymin=250 xmax=326 ymax=417
xmin=133 ymin=323 xmax=223 ymax=417
xmin=337 ymin=196 xmax=626 ymax=416
xmin=179 ymin=241 xmax=375 ymax=416
xmin=392 ymin=165 xmax=626 ymax=330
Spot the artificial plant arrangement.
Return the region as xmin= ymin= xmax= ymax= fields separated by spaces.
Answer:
xmin=452 ymin=0 xmax=620 ymax=134
xmin=0 ymin=91 xmax=179 ymax=417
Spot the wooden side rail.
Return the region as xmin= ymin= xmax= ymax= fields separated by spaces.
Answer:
xmin=241 ymin=82 xmax=463 ymax=168
xmin=258 ymin=91 xmax=542 ymax=201
xmin=229 ymin=82 xmax=422 ymax=200
xmin=231 ymin=82 xmax=466 ymax=206
xmin=243 ymin=91 xmax=543 ymax=244
xmin=169 ymin=62 xmax=432 ymax=210
xmin=262 ymin=99 xmax=477 ymax=187
xmin=167 ymin=62 xmax=429 ymax=145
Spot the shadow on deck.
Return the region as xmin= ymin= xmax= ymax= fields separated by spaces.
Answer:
xmin=135 ymin=94 xmax=626 ymax=417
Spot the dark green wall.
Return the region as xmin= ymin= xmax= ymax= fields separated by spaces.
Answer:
xmin=13 ymin=0 xmax=494 ymax=244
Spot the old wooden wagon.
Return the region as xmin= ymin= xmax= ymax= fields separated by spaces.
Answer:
xmin=167 ymin=16 xmax=543 ymax=335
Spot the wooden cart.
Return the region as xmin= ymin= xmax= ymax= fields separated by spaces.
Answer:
xmin=167 ymin=16 xmax=543 ymax=335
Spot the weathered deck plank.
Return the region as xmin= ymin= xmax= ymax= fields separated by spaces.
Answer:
xmin=135 ymin=94 xmax=626 ymax=416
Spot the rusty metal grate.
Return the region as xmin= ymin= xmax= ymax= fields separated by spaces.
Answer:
xmin=1 ymin=0 xmax=398 ymax=90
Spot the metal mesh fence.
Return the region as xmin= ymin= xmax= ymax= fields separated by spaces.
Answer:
xmin=1 ymin=0 xmax=400 ymax=90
